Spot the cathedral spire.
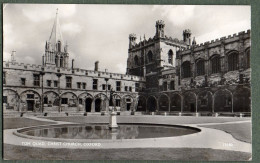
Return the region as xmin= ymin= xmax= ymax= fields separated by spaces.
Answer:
xmin=48 ymin=8 xmax=63 ymax=52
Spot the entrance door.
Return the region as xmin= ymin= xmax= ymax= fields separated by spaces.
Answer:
xmin=85 ymin=98 xmax=92 ymax=112
xmin=95 ymin=99 xmax=101 ymax=112
xmin=27 ymin=100 xmax=34 ymax=111
xmin=127 ymin=103 xmax=131 ymax=111
xmin=190 ymin=103 xmax=195 ymax=112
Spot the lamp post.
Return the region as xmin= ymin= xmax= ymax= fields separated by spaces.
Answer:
xmin=56 ymin=69 xmax=62 ymax=112
xmin=105 ymin=78 xmax=109 ymax=112
xmin=40 ymin=67 xmax=45 ymax=113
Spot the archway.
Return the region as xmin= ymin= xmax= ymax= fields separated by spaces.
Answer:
xmin=137 ymin=96 xmax=146 ymax=112
xmin=85 ymin=98 xmax=92 ymax=112
xmin=197 ymin=91 xmax=213 ymax=112
xmin=214 ymin=89 xmax=232 ymax=112
xmin=183 ymin=92 xmax=196 ymax=112
xmin=233 ymin=88 xmax=251 ymax=112
xmin=95 ymin=98 xmax=102 ymax=112
xmin=159 ymin=94 xmax=169 ymax=111
xmin=170 ymin=93 xmax=181 ymax=112
xmin=3 ymin=89 xmax=20 ymax=111
xmin=20 ymin=90 xmax=41 ymax=112
xmin=147 ymin=96 xmax=157 ymax=112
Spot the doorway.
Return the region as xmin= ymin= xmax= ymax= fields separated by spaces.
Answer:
xmin=27 ymin=100 xmax=34 ymax=111
xmin=85 ymin=98 xmax=92 ymax=112
xmin=127 ymin=103 xmax=131 ymax=111
xmin=95 ymin=98 xmax=101 ymax=112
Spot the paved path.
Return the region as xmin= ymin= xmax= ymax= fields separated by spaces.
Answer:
xmin=3 ymin=116 xmax=251 ymax=153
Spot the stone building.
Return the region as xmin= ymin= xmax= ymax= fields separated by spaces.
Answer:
xmin=3 ymin=11 xmax=145 ymax=115
xmin=3 ymin=11 xmax=251 ymax=116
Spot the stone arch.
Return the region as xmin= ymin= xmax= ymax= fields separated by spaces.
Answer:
xmin=183 ymin=91 xmax=196 ymax=112
xmin=3 ymin=89 xmax=20 ymax=111
xmin=233 ymin=87 xmax=251 ymax=112
xmin=147 ymin=95 xmax=157 ymax=112
xmin=60 ymin=92 xmax=78 ymax=111
xmin=136 ymin=95 xmax=146 ymax=112
xmin=78 ymin=92 xmax=94 ymax=112
xmin=94 ymin=93 xmax=108 ymax=112
xmin=121 ymin=94 xmax=134 ymax=111
xmin=20 ymin=90 xmax=41 ymax=112
xmin=170 ymin=92 xmax=182 ymax=112
xmin=197 ymin=91 xmax=213 ymax=112
xmin=43 ymin=91 xmax=59 ymax=106
xmin=158 ymin=93 xmax=170 ymax=111
xmin=214 ymin=89 xmax=233 ymax=112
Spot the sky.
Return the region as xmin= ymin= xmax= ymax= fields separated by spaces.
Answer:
xmin=3 ymin=4 xmax=250 ymax=74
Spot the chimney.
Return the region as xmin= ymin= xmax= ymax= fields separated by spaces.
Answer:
xmin=94 ymin=61 xmax=99 ymax=71
xmin=72 ymin=59 xmax=74 ymax=69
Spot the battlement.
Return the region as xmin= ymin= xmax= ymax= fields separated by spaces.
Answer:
xmin=3 ymin=61 xmax=145 ymax=81
xmin=178 ymin=29 xmax=251 ymax=53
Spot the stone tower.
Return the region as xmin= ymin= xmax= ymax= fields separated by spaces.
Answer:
xmin=183 ymin=29 xmax=192 ymax=46
xmin=129 ymin=33 xmax=137 ymax=49
xmin=155 ymin=20 xmax=165 ymax=38
xmin=44 ymin=9 xmax=69 ymax=68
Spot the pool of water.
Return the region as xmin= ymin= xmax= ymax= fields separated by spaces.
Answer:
xmin=20 ymin=124 xmax=200 ymax=140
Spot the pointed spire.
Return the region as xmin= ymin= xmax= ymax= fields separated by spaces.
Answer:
xmin=48 ymin=8 xmax=63 ymax=52
xmin=192 ymin=37 xmax=196 ymax=45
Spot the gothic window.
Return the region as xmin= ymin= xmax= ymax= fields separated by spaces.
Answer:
xmin=228 ymin=51 xmax=239 ymax=71
xmin=66 ymin=77 xmax=72 ymax=88
xmin=170 ymin=81 xmax=175 ymax=90
xmin=33 ymin=74 xmax=40 ymax=86
xmin=60 ymin=56 xmax=63 ymax=67
xmin=57 ymin=41 xmax=61 ymax=52
xmin=116 ymin=81 xmax=121 ymax=91
xmin=211 ymin=55 xmax=221 ymax=74
xmin=77 ymin=82 xmax=81 ymax=89
xmin=47 ymin=80 xmax=52 ymax=87
xmin=54 ymin=80 xmax=58 ymax=87
xmin=134 ymin=55 xmax=139 ymax=66
xmin=82 ymin=83 xmax=86 ymax=89
xmin=246 ymin=49 xmax=250 ymax=68
xmin=93 ymin=79 xmax=98 ymax=90
xmin=55 ymin=56 xmax=58 ymax=67
xmin=168 ymin=50 xmax=173 ymax=64
xmin=182 ymin=61 xmax=191 ymax=78
xmin=196 ymin=59 xmax=205 ymax=76
xmin=163 ymin=82 xmax=167 ymax=91
xmin=148 ymin=51 xmax=153 ymax=63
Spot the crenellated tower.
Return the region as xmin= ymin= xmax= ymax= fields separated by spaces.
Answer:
xmin=155 ymin=20 xmax=165 ymax=38
xmin=183 ymin=29 xmax=192 ymax=46
xmin=129 ymin=33 xmax=137 ymax=49
xmin=44 ymin=9 xmax=69 ymax=68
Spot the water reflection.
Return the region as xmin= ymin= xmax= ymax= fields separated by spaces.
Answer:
xmin=22 ymin=125 xmax=198 ymax=139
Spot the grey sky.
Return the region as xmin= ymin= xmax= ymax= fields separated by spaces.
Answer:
xmin=3 ymin=4 xmax=250 ymax=74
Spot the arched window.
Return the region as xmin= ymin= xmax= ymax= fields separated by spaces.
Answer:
xmin=196 ymin=59 xmax=205 ymax=76
xmin=134 ymin=55 xmax=139 ymax=66
xmin=228 ymin=51 xmax=239 ymax=71
xmin=148 ymin=51 xmax=153 ymax=63
xmin=60 ymin=56 xmax=63 ymax=67
xmin=57 ymin=41 xmax=61 ymax=52
xmin=182 ymin=61 xmax=191 ymax=78
xmin=211 ymin=55 xmax=221 ymax=74
xmin=168 ymin=50 xmax=173 ymax=64
xmin=246 ymin=49 xmax=250 ymax=68
xmin=55 ymin=55 xmax=58 ymax=67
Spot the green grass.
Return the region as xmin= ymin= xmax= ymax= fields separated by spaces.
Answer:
xmin=4 ymin=144 xmax=251 ymax=161
xmin=199 ymin=122 xmax=251 ymax=143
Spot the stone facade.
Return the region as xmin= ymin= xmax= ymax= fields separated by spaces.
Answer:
xmin=3 ymin=13 xmax=251 ymax=115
